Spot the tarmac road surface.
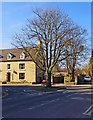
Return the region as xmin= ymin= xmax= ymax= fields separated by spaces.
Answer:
xmin=2 ymin=86 xmax=93 ymax=119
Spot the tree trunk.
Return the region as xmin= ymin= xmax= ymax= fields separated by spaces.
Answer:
xmin=46 ymin=71 xmax=51 ymax=88
xmin=71 ymin=68 xmax=75 ymax=82
xmin=92 ymin=50 xmax=93 ymax=85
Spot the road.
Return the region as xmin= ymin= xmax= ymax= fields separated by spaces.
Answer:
xmin=2 ymin=86 xmax=93 ymax=119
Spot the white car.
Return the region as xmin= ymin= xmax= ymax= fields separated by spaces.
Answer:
xmin=84 ymin=76 xmax=91 ymax=81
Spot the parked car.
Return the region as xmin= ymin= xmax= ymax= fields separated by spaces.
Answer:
xmin=84 ymin=76 xmax=91 ymax=81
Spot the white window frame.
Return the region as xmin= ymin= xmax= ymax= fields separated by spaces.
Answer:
xmin=7 ymin=64 xmax=10 ymax=70
xmin=20 ymin=52 xmax=25 ymax=59
xmin=19 ymin=63 xmax=25 ymax=70
xmin=0 ymin=55 xmax=3 ymax=58
xmin=7 ymin=53 xmax=12 ymax=60
xmin=19 ymin=73 xmax=25 ymax=80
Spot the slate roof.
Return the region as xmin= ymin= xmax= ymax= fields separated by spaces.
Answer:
xmin=0 ymin=47 xmax=37 ymax=62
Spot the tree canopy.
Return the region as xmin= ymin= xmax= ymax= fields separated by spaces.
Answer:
xmin=12 ymin=8 xmax=89 ymax=87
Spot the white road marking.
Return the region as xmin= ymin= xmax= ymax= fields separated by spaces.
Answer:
xmin=63 ymin=91 xmax=68 ymax=94
xmin=86 ymin=98 xmax=92 ymax=101
xmin=57 ymin=89 xmax=64 ymax=92
xmin=71 ymin=97 xmax=84 ymax=100
xmin=28 ymin=98 xmax=60 ymax=110
xmin=83 ymin=104 xmax=93 ymax=116
xmin=66 ymin=94 xmax=73 ymax=97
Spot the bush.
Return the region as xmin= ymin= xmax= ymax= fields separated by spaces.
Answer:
xmin=32 ymin=82 xmax=37 ymax=84
xmin=2 ymin=81 xmax=7 ymax=84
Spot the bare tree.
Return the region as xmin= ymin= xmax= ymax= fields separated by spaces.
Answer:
xmin=62 ymin=29 xmax=89 ymax=82
xmin=12 ymin=8 xmax=88 ymax=87
xmin=88 ymin=56 xmax=92 ymax=77
xmin=92 ymin=50 xmax=93 ymax=84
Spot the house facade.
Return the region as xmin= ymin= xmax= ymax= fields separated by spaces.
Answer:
xmin=0 ymin=48 xmax=43 ymax=84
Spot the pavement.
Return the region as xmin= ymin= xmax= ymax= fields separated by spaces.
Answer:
xmin=1 ymin=83 xmax=92 ymax=98
xmin=0 ymin=83 xmax=92 ymax=86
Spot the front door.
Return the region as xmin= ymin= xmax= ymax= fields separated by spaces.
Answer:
xmin=7 ymin=73 xmax=10 ymax=82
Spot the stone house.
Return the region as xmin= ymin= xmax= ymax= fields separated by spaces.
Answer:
xmin=0 ymin=47 xmax=43 ymax=84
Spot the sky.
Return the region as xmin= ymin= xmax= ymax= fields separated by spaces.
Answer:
xmin=1 ymin=2 xmax=91 ymax=49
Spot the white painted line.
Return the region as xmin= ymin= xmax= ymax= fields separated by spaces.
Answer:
xmin=28 ymin=98 xmax=60 ymax=110
xmin=83 ymin=104 xmax=93 ymax=116
xmin=84 ymin=111 xmax=91 ymax=116
xmin=45 ymin=92 xmax=53 ymax=94
xmin=57 ymin=90 xmax=64 ymax=92
xmin=86 ymin=98 xmax=91 ymax=101
xmin=71 ymin=97 xmax=84 ymax=100
xmin=66 ymin=94 xmax=73 ymax=97
xmin=63 ymin=91 xmax=68 ymax=94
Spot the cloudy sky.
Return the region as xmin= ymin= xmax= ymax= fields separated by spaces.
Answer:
xmin=1 ymin=2 xmax=91 ymax=49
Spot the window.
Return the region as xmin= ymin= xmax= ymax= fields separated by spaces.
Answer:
xmin=19 ymin=73 xmax=25 ymax=79
xmin=7 ymin=64 xmax=10 ymax=70
xmin=0 ymin=55 xmax=3 ymax=58
xmin=7 ymin=53 xmax=13 ymax=59
xmin=20 ymin=52 xmax=25 ymax=59
xmin=19 ymin=63 xmax=25 ymax=70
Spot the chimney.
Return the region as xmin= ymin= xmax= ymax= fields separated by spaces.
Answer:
xmin=38 ymin=36 xmax=41 ymax=45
